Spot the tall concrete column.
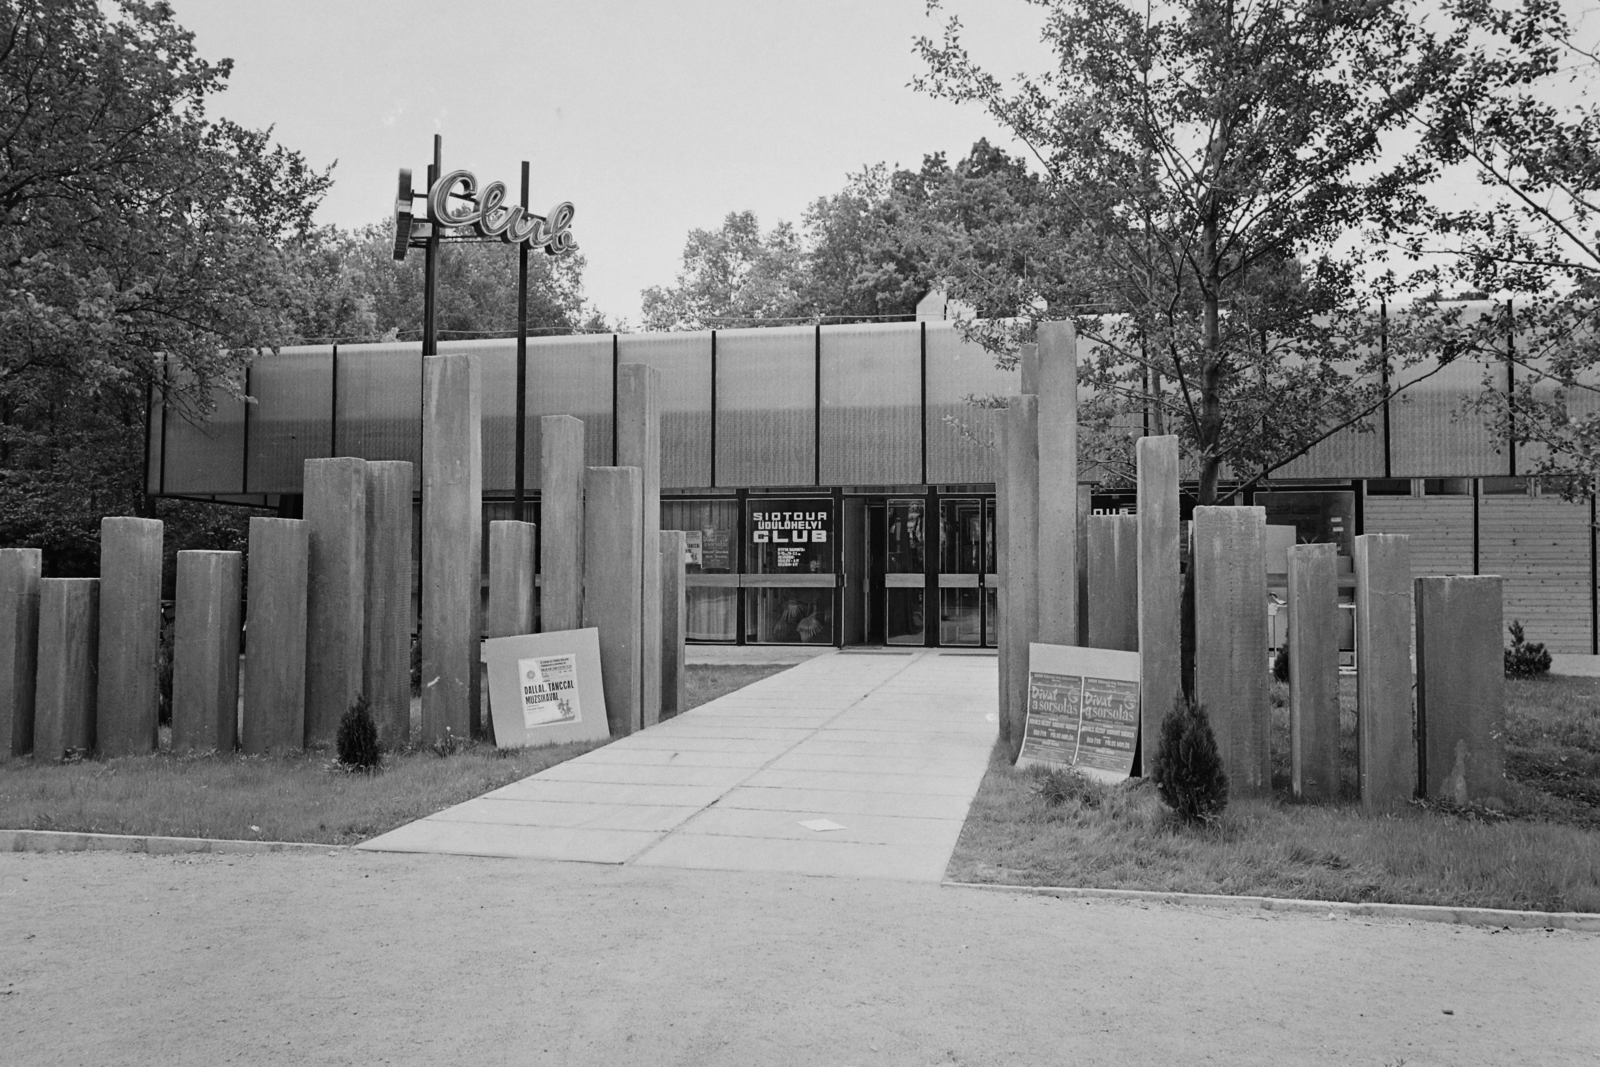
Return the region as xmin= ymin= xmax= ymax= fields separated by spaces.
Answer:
xmin=583 ymin=466 xmax=643 ymax=737
xmin=0 ymin=548 xmax=41 ymax=756
xmin=243 ymin=517 xmax=308 ymax=754
xmin=999 ymin=395 xmax=1040 ymax=760
xmin=171 ymin=550 xmax=242 ymax=752
xmin=365 ymin=460 xmax=414 ymax=750
xmin=1087 ymin=514 xmax=1138 ymax=652
xmin=617 ymin=363 xmax=662 ymax=728
xmin=539 ymin=415 xmax=586 ymax=633
xmin=33 ymin=578 xmax=98 ymax=759
xmin=1076 ymin=485 xmax=1092 ymax=648
xmin=1415 ymin=575 xmax=1506 ymax=806
xmin=304 ymin=457 xmax=367 ymax=747
xmin=96 ymin=516 xmax=163 ymax=756
xmin=1287 ymin=543 xmax=1340 ymax=801
xmin=1136 ymin=436 xmax=1181 ymax=776
xmin=488 ymin=520 xmax=537 ymax=638
xmin=660 ymin=530 xmax=687 ymax=720
xmin=422 ymin=353 xmax=482 ymax=744
xmin=1354 ymin=534 xmax=1414 ymax=811
xmin=1035 ymin=321 xmax=1078 ymax=645
xmin=1193 ymin=506 xmax=1269 ymax=794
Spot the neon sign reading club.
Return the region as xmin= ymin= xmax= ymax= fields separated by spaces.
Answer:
xmin=393 ymin=165 xmax=575 ymax=259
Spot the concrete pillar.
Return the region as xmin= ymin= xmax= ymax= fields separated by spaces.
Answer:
xmin=1287 ymin=543 xmax=1340 ymax=801
xmin=617 ymin=363 xmax=662 ymax=728
xmin=96 ymin=516 xmax=163 ymax=756
xmin=1354 ymin=534 xmax=1414 ymax=811
xmin=0 ymin=548 xmax=41 ymax=756
xmin=1018 ymin=342 xmax=1038 ymax=395
xmin=999 ymin=396 xmax=1039 ymax=760
xmin=304 ymin=457 xmax=367 ymax=747
xmin=171 ymin=550 xmax=242 ymax=752
xmin=1193 ymin=506 xmax=1269 ymax=795
xmin=1035 ymin=321 xmax=1078 ymax=645
xmin=660 ymin=531 xmax=687 ymax=720
xmin=488 ymin=521 xmax=537 ymax=638
xmin=1076 ymin=485 xmax=1091 ymax=649
xmin=1415 ymin=575 xmax=1506 ymax=806
xmin=582 ymin=466 xmax=642 ymax=737
xmin=1087 ymin=514 xmax=1138 ymax=652
xmin=33 ymin=578 xmax=98 ymax=758
xmin=364 ymin=461 xmax=414 ymax=751
xmin=422 ymin=353 xmax=482 ymax=745
xmin=539 ymin=415 xmax=586 ymax=633
xmin=1136 ymin=436 xmax=1181 ymax=775
xmin=242 ymin=518 xmax=308 ymax=754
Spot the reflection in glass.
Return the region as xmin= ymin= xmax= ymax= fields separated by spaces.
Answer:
xmin=940 ymin=588 xmax=981 ymax=646
xmin=747 ymin=588 xmax=833 ymax=644
xmin=662 ymin=498 xmax=738 ymax=641
xmin=985 ymin=587 xmax=998 ymax=646
xmin=887 ymin=588 xmax=924 ymax=645
xmin=886 ymin=499 xmax=924 ymax=573
xmin=939 ymin=498 xmax=982 ymax=573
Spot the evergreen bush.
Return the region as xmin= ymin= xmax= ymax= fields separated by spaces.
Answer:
xmin=1272 ymin=643 xmax=1289 ymax=684
xmin=336 ymin=695 xmax=382 ymax=771
xmin=1152 ymin=694 xmax=1229 ymax=826
xmin=1504 ymin=619 xmax=1552 ymax=678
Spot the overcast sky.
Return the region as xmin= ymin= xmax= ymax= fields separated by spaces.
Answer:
xmin=168 ymin=0 xmax=1056 ymax=326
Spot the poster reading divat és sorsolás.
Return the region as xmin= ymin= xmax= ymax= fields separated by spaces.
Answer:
xmin=1018 ymin=643 xmax=1140 ymax=782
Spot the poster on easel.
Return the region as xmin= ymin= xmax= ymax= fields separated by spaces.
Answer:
xmin=1018 ymin=642 xmax=1140 ymax=782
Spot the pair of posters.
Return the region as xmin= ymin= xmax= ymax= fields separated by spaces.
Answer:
xmin=1017 ymin=642 xmax=1141 ymax=782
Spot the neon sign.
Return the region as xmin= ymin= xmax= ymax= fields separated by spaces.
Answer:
xmin=425 ymin=169 xmax=575 ymax=253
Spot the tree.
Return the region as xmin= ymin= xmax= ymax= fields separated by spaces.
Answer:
xmin=641 ymin=210 xmax=806 ymax=329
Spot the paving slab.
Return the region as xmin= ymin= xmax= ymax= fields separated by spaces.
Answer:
xmin=360 ymin=650 xmax=997 ymax=881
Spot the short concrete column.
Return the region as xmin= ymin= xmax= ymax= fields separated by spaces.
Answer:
xmin=171 ymin=550 xmax=242 ymax=752
xmin=582 ymin=466 xmax=643 ymax=737
xmin=617 ymin=362 xmax=662 ymax=728
xmin=96 ymin=516 xmax=163 ymax=756
xmin=660 ymin=530 xmax=687 ymax=720
xmin=422 ymin=353 xmax=482 ymax=744
xmin=243 ymin=518 xmax=308 ymax=754
xmin=33 ymin=578 xmax=98 ymax=759
xmin=539 ymin=415 xmax=585 ymax=633
xmin=1086 ymin=514 xmax=1138 ymax=652
xmin=1193 ymin=506 xmax=1269 ymax=794
xmin=999 ymin=395 xmax=1039 ymax=759
xmin=0 ymin=548 xmax=41 ymax=756
xmin=1136 ymin=436 xmax=1181 ymax=775
xmin=1287 ymin=543 xmax=1340 ymax=801
xmin=488 ymin=520 xmax=537 ymax=638
xmin=1354 ymin=534 xmax=1414 ymax=810
xmin=365 ymin=460 xmax=414 ymax=751
xmin=1415 ymin=575 xmax=1506 ymax=806
xmin=1035 ymin=321 xmax=1078 ymax=645
xmin=304 ymin=457 xmax=367 ymax=747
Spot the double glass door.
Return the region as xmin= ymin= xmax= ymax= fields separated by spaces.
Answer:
xmin=936 ymin=497 xmax=996 ymax=647
xmin=846 ymin=494 xmax=996 ymax=648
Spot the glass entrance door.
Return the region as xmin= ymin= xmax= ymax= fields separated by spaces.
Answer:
xmin=884 ymin=497 xmax=925 ymax=645
xmin=938 ymin=497 xmax=985 ymax=646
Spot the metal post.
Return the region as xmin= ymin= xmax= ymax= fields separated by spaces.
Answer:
xmin=423 ymin=135 xmax=441 ymax=358
xmin=515 ymin=161 xmax=530 ymax=521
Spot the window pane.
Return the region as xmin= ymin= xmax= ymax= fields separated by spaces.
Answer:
xmin=746 ymin=497 xmax=834 ymax=574
xmin=939 ymin=498 xmax=983 ymax=574
xmin=886 ymin=499 xmax=925 ymax=574
xmin=746 ymin=587 xmax=833 ymax=644
xmin=819 ymin=323 xmax=920 ymax=484
xmin=940 ymin=588 xmax=981 ymax=646
xmin=620 ymin=332 xmax=713 ymax=489
xmin=662 ymin=498 xmax=738 ymax=575
xmin=886 ymin=588 xmax=924 ymax=645
xmin=687 ymin=588 xmax=737 ymax=642
xmin=716 ymin=326 xmax=814 ymax=487
xmin=337 ymin=341 xmax=422 ymax=469
xmin=924 ymin=323 xmax=1019 ymax=484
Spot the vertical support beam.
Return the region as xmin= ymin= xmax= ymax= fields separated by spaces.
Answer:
xmin=33 ymin=578 xmax=98 ymax=759
xmin=583 ymin=466 xmax=643 ymax=736
xmin=1136 ymin=436 xmax=1181 ymax=775
xmin=1018 ymin=342 xmax=1039 ymax=396
xmin=422 ymin=353 xmax=482 ymax=744
xmin=1087 ymin=514 xmax=1138 ymax=651
xmin=1354 ymin=533 xmax=1414 ymax=810
xmin=1193 ymin=506 xmax=1269 ymax=794
xmin=999 ymin=396 xmax=1040 ymax=760
xmin=1287 ymin=542 xmax=1340 ymax=801
xmin=243 ymin=517 xmax=308 ymax=754
xmin=365 ymin=460 xmax=414 ymax=750
xmin=1415 ymin=575 xmax=1506 ymax=805
xmin=488 ymin=520 xmax=537 ymax=637
xmin=995 ymin=415 xmax=1011 ymax=736
xmin=1035 ymin=321 xmax=1078 ymax=645
xmin=96 ymin=516 xmax=163 ymax=756
xmin=171 ymin=550 xmax=242 ymax=752
xmin=304 ymin=457 xmax=367 ymax=747
xmin=616 ymin=363 xmax=662 ymax=727
xmin=660 ymin=530 xmax=687 ymax=720
xmin=0 ymin=548 xmax=41 ymax=756
xmin=1076 ymin=484 xmax=1092 ymax=649
xmin=539 ymin=415 xmax=586 ymax=633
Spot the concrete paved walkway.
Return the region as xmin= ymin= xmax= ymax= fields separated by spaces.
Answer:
xmin=359 ymin=650 xmax=996 ymax=880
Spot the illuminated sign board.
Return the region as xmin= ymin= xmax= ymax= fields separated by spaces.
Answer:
xmin=393 ymin=165 xmax=575 ymax=260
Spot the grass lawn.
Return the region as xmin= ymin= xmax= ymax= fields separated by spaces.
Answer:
xmin=0 ymin=661 xmax=790 ymax=846
xmin=948 ymin=674 xmax=1600 ymax=913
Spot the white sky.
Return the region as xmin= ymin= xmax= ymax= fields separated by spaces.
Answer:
xmin=168 ymin=0 xmax=1053 ymax=326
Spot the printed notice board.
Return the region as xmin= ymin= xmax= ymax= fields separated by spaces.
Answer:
xmin=1018 ymin=642 xmax=1140 ymax=782
xmin=484 ymin=628 xmax=610 ymax=748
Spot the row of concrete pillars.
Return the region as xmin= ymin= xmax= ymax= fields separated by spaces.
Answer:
xmin=995 ymin=324 xmax=1506 ymax=809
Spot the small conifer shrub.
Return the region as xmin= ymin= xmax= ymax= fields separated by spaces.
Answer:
xmin=1504 ymin=619 xmax=1552 ymax=678
xmin=1272 ymin=643 xmax=1289 ymax=684
xmin=1152 ymin=695 xmax=1229 ymax=826
xmin=336 ymin=695 xmax=382 ymax=771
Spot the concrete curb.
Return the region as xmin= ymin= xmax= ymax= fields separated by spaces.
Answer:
xmin=2 ymin=829 xmax=343 ymax=856
xmin=943 ymin=880 xmax=1600 ymax=933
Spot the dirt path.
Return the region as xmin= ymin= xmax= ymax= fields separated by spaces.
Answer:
xmin=2 ymin=849 xmax=1595 ymax=1066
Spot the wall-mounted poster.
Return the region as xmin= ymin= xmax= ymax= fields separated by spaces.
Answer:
xmin=1018 ymin=643 xmax=1140 ymax=782
xmin=484 ymin=628 xmax=610 ymax=748
xmin=684 ymin=530 xmax=704 ymax=567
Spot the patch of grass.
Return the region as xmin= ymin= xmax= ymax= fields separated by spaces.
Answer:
xmin=684 ymin=662 xmax=791 ymax=710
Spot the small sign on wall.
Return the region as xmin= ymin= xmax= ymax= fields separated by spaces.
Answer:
xmin=1018 ymin=642 xmax=1140 ymax=782
xmin=484 ymin=628 xmax=610 ymax=748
